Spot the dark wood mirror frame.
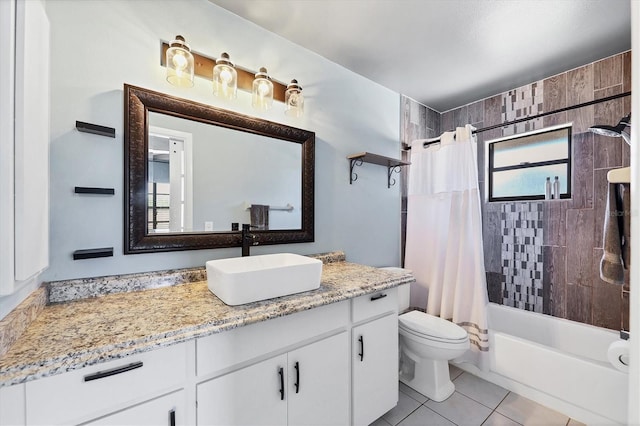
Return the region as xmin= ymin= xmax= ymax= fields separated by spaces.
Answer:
xmin=124 ymin=84 xmax=315 ymax=254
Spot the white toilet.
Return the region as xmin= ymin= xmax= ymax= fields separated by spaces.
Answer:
xmin=384 ymin=270 xmax=470 ymax=402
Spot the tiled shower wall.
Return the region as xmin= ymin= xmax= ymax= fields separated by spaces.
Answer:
xmin=400 ymin=50 xmax=631 ymax=331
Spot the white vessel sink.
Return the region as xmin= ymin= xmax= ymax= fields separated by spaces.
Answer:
xmin=206 ymin=253 xmax=323 ymax=305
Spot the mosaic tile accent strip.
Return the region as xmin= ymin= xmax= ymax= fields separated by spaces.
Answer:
xmin=501 ymin=202 xmax=545 ymax=312
xmin=502 ymin=82 xmax=544 ymax=136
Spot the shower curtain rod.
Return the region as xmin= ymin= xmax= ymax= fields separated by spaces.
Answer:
xmin=403 ymin=90 xmax=631 ymax=150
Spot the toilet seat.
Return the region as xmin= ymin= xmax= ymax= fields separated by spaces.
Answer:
xmin=399 ymin=310 xmax=468 ymax=343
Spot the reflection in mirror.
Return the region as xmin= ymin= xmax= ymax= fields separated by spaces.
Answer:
xmin=124 ymin=84 xmax=315 ymax=254
xmin=147 ymin=112 xmax=302 ymax=233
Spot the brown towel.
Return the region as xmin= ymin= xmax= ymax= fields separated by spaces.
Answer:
xmin=600 ymin=183 xmax=630 ymax=285
xmin=250 ymin=204 xmax=269 ymax=230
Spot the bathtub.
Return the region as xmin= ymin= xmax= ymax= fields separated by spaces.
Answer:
xmin=457 ymin=303 xmax=629 ymax=425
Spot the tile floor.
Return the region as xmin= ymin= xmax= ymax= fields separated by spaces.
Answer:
xmin=372 ymin=365 xmax=586 ymax=426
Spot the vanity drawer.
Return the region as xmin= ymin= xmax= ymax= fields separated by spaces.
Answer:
xmin=197 ymin=300 xmax=349 ymax=378
xmin=352 ymin=287 xmax=398 ymax=324
xmin=25 ymin=342 xmax=187 ymax=425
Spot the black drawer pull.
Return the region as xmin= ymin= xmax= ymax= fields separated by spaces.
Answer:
xmin=278 ymin=367 xmax=285 ymax=400
xmin=358 ymin=335 xmax=364 ymax=361
xmin=370 ymin=293 xmax=387 ymax=301
xmin=294 ymin=361 xmax=300 ymax=394
xmin=83 ymin=361 xmax=143 ymax=382
xmin=169 ymin=409 xmax=176 ymax=426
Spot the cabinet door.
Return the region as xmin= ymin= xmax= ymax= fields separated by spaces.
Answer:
xmin=83 ymin=390 xmax=185 ymax=426
xmin=288 ymin=332 xmax=349 ymax=426
xmin=13 ymin=0 xmax=49 ymax=281
xmin=197 ymin=354 xmax=287 ymax=426
xmin=352 ymin=314 xmax=398 ymax=426
xmin=0 ymin=0 xmax=16 ymax=295
xmin=0 ymin=0 xmax=50 ymax=294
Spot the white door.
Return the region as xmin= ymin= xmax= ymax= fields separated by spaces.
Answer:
xmin=83 ymin=390 xmax=185 ymax=426
xmin=168 ymin=138 xmax=185 ymax=232
xmin=352 ymin=314 xmax=399 ymax=426
xmin=197 ymin=354 xmax=287 ymax=426
xmin=287 ymin=332 xmax=349 ymax=426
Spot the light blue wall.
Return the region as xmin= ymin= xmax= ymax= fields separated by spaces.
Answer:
xmin=41 ymin=0 xmax=401 ymax=281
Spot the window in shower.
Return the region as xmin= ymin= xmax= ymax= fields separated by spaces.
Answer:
xmin=487 ymin=124 xmax=572 ymax=202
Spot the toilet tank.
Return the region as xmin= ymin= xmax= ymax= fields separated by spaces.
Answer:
xmin=380 ymin=267 xmax=411 ymax=311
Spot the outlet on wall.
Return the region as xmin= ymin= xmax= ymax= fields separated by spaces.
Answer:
xmin=204 ymin=221 xmax=213 ymax=231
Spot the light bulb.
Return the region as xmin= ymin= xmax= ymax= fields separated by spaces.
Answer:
xmin=220 ymin=67 xmax=233 ymax=84
xmin=172 ymin=53 xmax=188 ymax=70
xmin=252 ymin=67 xmax=274 ymax=110
xmin=258 ymin=81 xmax=271 ymax=96
xmin=213 ymin=53 xmax=237 ymax=99
xmin=284 ymin=79 xmax=304 ymax=117
xmin=166 ymin=35 xmax=194 ymax=88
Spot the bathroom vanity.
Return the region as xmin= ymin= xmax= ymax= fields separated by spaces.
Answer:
xmin=0 ymin=254 xmax=413 ymax=426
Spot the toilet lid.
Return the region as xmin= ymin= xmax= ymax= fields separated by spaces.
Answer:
xmin=399 ymin=310 xmax=468 ymax=341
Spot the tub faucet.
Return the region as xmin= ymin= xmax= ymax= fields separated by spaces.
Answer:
xmin=241 ymin=224 xmax=258 ymax=256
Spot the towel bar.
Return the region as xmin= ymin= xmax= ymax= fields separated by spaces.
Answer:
xmin=244 ymin=202 xmax=294 ymax=212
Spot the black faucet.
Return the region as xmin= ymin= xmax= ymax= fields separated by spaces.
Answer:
xmin=241 ymin=224 xmax=258 ymax=256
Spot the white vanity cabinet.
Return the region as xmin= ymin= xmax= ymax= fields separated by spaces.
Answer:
xmin=24 ymin=342 xmax=188 ymax=425
xmin=196 ymin=301 xmax=350 ymax=426
xmin=198 ymin=332 xmax=349 ymax=426
xmin=2 ymin=285 xmax=402 ymax=426
xmin=351 ymin=289 xmax=399 ymax=426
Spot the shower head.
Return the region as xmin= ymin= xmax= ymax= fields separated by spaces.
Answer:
xmin=589 ymin=114 xmax=631 ymax=145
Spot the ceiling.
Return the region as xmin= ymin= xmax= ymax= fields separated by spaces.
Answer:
xmin=209 ymin=0 xmax=631 ymax=112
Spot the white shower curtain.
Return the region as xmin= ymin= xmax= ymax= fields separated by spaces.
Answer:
xmin=404 ymin=124 xmax=490 ymax=370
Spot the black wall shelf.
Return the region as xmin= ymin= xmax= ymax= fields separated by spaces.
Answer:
xmin=348 ymin=152 xmax=410 ymax=188
xmin=76 ymin=121 xmax=116 ymax=138
xmin=75 ymin=187 xmax=115 ymax=195
xmin=73 ymin=247 xmax=114 ymax=260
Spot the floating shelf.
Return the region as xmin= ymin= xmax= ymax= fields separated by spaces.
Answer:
xmin=73 ymin=247 xmax=114 ymax=260
xmin=74 ymin=187 xmax=115 ymax=195
xmin=347 ymin=152 xmax=410 ymax=188
xmin=76 ymin=121 xmax=116 ymax=138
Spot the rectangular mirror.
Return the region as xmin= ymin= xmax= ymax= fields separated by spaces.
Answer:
xmin=124 ymin=84 xmax=315 ymax=253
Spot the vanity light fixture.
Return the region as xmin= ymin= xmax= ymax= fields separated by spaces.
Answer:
xmin=213 ymin=52 xmax=238 ymax=99
xmin=284 ymin=79 xmax=304 ymax=117
xmin=160 ymin=41 xmax=303 ymax=115
xmin=165 ymin=35 xmax=194 ymax=88
xmin=252 ymin=67 xmax=274 ymax=110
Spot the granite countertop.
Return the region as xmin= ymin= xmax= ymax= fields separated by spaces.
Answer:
xmin=0 ymin=258 xmax=414 ymax=387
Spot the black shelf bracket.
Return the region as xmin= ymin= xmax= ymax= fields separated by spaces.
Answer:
xmin=75 ymin=187 xmax=115 ymax=195
xmin=387 ymin=165 xmax=402 ymax=188
xmin=349 ymin=158 xmax=364 ymax=184
xmin=73 ymin=247 xmax=114 ymax=260
xmin=347 ymin=152 xmax=410 ymax=188
xmin=76 ymin=121 xmax=116 ymax=138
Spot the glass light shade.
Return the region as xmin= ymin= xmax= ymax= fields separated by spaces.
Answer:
xmin=213 ymin=52 xmax=238 ymax=99
xmin=284 ymin=79 xmax=304 ymax=117
xmin=252 ymin=67 xmax=274 ymax=110
xmin=166 ymin=35 xmax=194 ymax=88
